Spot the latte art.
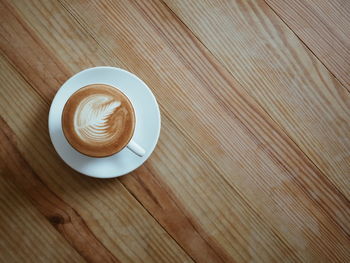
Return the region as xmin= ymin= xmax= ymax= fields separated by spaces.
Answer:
xmin=74 ymin=95 xmax=121 ymax=143
xmin=62 ymin=84 xmax=135 ymax=157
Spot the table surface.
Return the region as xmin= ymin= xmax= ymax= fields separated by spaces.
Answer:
xmin=0 ymin=0 xmax=349 ymax=262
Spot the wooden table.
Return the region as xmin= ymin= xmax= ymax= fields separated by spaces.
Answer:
xmin=0 ymin=0 xmax=349 ymax=262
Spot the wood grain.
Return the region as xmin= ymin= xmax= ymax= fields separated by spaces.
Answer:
xmin=0 ymin=0 xmax=349 ymax=262
xmin=0 ymin=116 xmax=118 ymax=263
xmin=0 ymin=163 xmax=84 ymax=263
xmin=266 ymin=0 xmax=350 ymax=89
xmin=164 ymin=0 xmax=350 ymax=197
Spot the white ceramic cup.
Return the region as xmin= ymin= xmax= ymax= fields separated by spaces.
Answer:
xmin=62 ymin=85 xmax=146 ymax=157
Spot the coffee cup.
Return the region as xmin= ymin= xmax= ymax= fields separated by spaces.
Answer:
xmin=61 ymin=83 xmax=145 ymax=157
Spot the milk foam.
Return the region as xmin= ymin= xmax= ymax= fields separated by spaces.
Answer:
xmin=73 ymin=94 xmax=121 ymax=143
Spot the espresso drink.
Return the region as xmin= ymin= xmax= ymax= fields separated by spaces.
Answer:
xmin=62 ymin=84 xmax=135 ymax=157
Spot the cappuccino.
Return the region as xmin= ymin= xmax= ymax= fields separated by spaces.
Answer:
xmin=62 ymin=84 xmax=135 ymax=157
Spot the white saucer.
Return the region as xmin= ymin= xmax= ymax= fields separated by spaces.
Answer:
xmin=48 ymin=67 xmax=161 ymax=178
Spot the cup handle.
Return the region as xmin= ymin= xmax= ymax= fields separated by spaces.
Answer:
xmin=127 ymin=139 xmax=145 ymax=157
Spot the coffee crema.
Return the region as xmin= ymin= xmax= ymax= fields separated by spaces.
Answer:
xmin=62 ymin=84 xmax=135 ymax=157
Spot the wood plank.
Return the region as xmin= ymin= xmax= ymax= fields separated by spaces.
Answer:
xmin=163 ymin=0 xmax=350 ymax=197
xmin=266 ymin=0 xmax=350 ymax=90
xmin=0 ymin=166 xmax=84 ymax=263
xmin=0 ymin=54 xmax=192 ymax=262
xmin=3 ymin=0 xmax=350 ymax=262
